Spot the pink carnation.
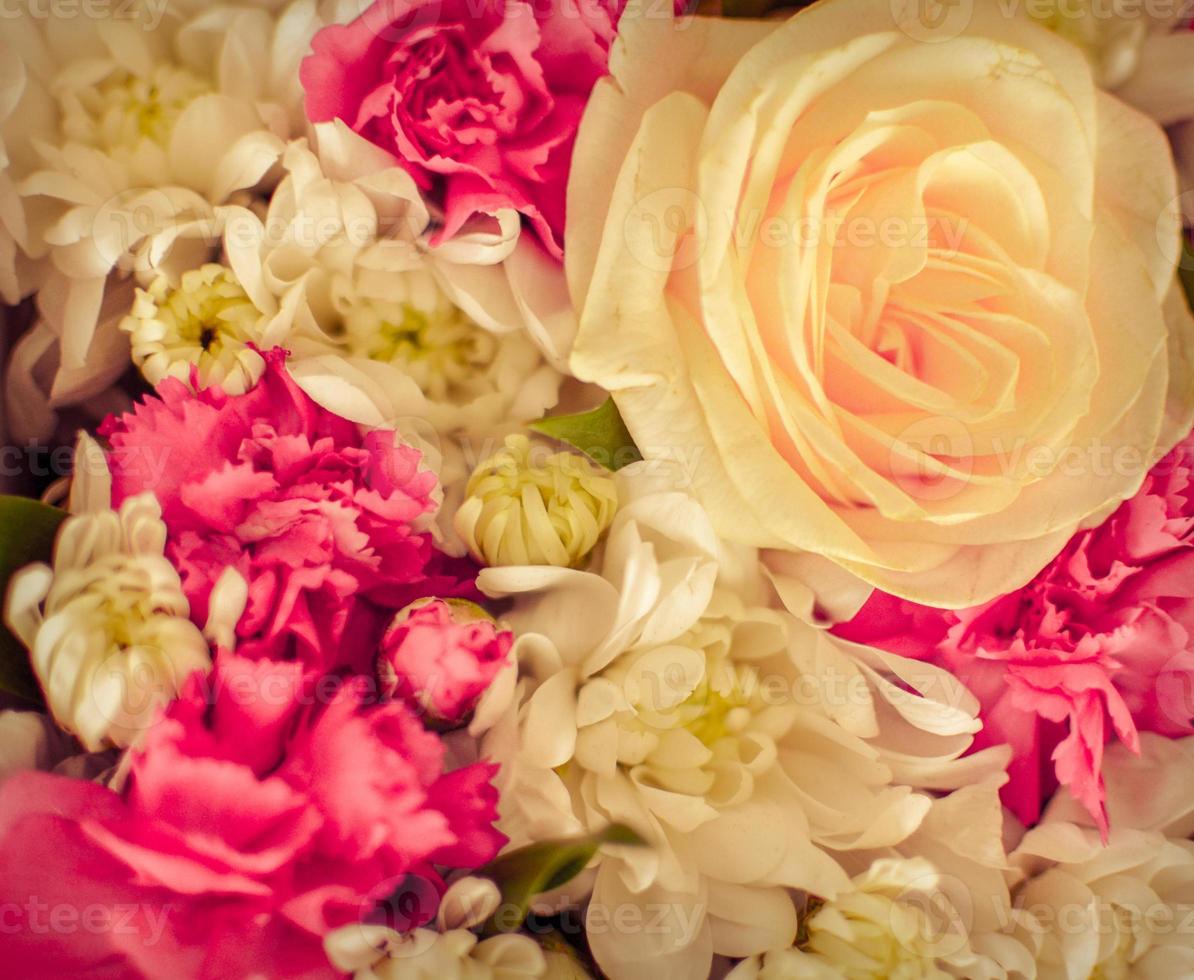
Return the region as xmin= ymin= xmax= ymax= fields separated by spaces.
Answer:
xmin=300 ymin=0 xmax=626 ymax=257
xmin=837 ymin=433 xmax=1194 ymax=836
xmin=99 ymin=349 xmax=474 ymax=674
xmin=378 ymin=599 xmax=513 ymax=724
xmin=0 ymin=655 xmax=505 ymax=977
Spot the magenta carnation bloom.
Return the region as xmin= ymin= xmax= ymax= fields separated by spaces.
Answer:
xmin=300 ymin=0 xmax=625 ymax=257
xmin=99 ymin=349 xmax=471 ymax=674
xmin=0 ymin=655 xmax=505 ymax=977
xmin=837 ymin=433 xmax=1194 ymax=836
xmin=378 ymin=599 xmax=513 ymax=724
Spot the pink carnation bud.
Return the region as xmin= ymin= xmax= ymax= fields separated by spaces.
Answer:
xmin=378 ymin=598 xmax=512 ymax=724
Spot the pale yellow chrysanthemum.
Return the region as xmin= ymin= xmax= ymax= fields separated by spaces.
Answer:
xmin=455 ymin=434 xmax=617 ymax=568
xmin=324 ymin=877 xmax=547 ymax=980
xmin=335 ymin=271 xmax=499 ymax=404
xmin=4 ymin=494 xmax=212 ymax=751
xmin=728 ymin=860 xmax=981 ymax=980
xmin=121 ymin=263 xmax=266 ymax=393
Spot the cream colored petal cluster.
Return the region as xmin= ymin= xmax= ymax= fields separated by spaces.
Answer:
xmin=720 ymin=778 xmax=1040 ymax=980
xmin=455 ymin=434 xmax=618 ymax=568
xmin=324 ymin=878 xmax=547 ymax=980
xmin=2 ymin=9 xmax=573 ymax=448
xmin=728 ymin=859 xmax=983 ymax=980
xmin=4 ymin=493 xmax=211 ymax=751
xmin=1006 ymin=735 xmax=1194 ymax=980
xmin=473 ymin=465 xmax=1003 ymax=979
xmin=567 ymin=0 xmax=1194 ymax=607
xmin=0 ymin=0 xmax=324 ymax=440
xmin=253 ymin=131 xmax=562 ymax=433
xmin=122 ymin=263 xmax=266 ymax=393
xmin=1012 ymin=825 xmax=1194 ymax=979
xmin=152 ymin=128 xmax=565 ymax=501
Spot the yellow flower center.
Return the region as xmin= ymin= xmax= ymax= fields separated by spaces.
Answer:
xmin=339 ymin=297 xmax=498 ymax=403
xmin=804 ymin=894 xmax=948 ymax=979
xmin=60 ymin=557 xmax=170 ymax=650
xmin=121 ymin=264 xmax=264 ymax=392
xmin=682 ymin=660 xmax=759 ymax=747
xmin=590 ymin=603 xmax=792 ymax=807
xmin=65 ymin=66 xmax=212 ymax=152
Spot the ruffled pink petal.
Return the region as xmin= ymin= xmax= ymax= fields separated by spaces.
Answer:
xmin=838 ymin=431 xmax=1194 ymax=832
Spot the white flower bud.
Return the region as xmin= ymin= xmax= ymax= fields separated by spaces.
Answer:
xmin=436 ymin=877 xmax=503 ymax=932
xmin=324 ymin=924 xmax=547 ymax=980
xmin=4 ymin=494 xmax=212 ymax=751
xmin=455 ymin=435 xmax=617 ymax=568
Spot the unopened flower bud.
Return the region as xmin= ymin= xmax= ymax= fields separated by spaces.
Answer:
xmin=455 ymin=435 xmax=617 ymax=568
xmin=4 ymin=494 xmax=212 ymax=750
xmin=378 ymin=598 xmax=512 ymax=725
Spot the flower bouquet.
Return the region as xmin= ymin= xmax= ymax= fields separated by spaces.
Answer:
xmin=1 ymin=0 xmax=1194 ymax=976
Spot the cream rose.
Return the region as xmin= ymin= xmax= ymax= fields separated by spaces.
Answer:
xmin=567 ymin=0 xmax=1194 ymax=606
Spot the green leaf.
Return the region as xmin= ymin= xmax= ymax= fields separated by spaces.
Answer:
xmin=0 ymin=496 xmax=66 ymax=704
xmin=529 ymin=398 xmax=643 ymax=471
xmin=478 ymin=824 xmax=645 ymax=936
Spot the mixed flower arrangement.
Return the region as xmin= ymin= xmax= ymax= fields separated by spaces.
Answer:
xmin=1 ymin=0 xmax=1193 ymax=977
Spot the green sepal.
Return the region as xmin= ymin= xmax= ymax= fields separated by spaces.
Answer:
xmin=530 ymin=398 xmax=643 ymax=471
xmin=478 ymin=824 xmax=645 ymax=937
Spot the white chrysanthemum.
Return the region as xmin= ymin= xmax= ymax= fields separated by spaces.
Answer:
xmin=336 ymin=275 xmax=498 ymax=400
xmin=325 ymin=265 xmax=557 ymax=431
xmin=455 ymin=435 xmax=618 ymax=568
xmin=727 ymin=860 xmax=984 ymax=980
xmin=474 ymin=463 xmax=1001 ymax=980
xmin=324 ymin=877 xmax=547 ymax=980
xmin=121 ymin=262 xmax=266 ymax=391
xmin=1007 ymin=735 xmax=1194 ymax=980
xmin=110 ymin=127 xmax=563 ymax=435
xmin=9 ymin=1 xmax=316 ymax=250
xmin=223 ymin=127 xmax=571 ymax=545
xmin=328 ymin=928 xmax=545 ymax=980
xmin=4 ymin=492 xmax=210 ymax=751
xmin=1 ymin=0 xmax=325 ymax=437
xmin=1014 ymin=824 xmax=1194 ymax=980
xmin=877 ymin=781 xmax=1041 ymax=980
xmin=728 ymin=779 xmax=1038 ymax=980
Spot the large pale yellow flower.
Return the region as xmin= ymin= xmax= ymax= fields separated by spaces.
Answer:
xmin=567 ymin=0 xmax=1194 ymax=606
